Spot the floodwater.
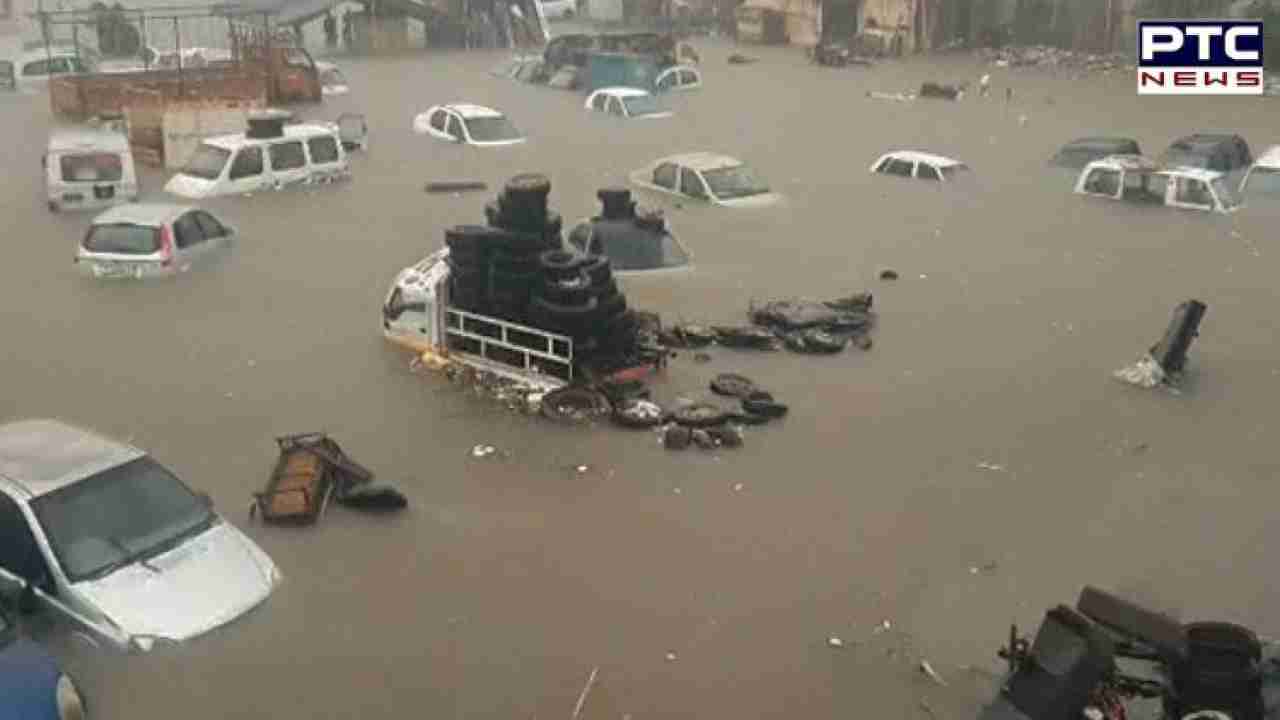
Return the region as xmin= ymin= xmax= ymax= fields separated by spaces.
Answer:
xmin=3 ymin=35 xmax=1280 ymax=719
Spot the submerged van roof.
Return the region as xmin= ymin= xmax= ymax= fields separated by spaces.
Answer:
xmin=48 ymin=128 xmax=129 ymax=153
xmin=1253 ymin=145 xmax=1280 ymax=168
xmin=202 ymin=122 xmax=338 ymax=150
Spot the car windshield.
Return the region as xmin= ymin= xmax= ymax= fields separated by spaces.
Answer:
xmin=181 ymin=144 xmax=231 ymax=180
xmin=463 ymin=115 xmax=522 ymax=142
xmin=622 ymin=95 xmax=663 ymax=116
xmin=59 ymin=152 xmax=123 ymax=182
xmin=83 ymin=223 xmax=160 ymax=255
xmin=597 ymin=229 xmax=690 ymax=270
xmin=1212 ymin=177 xmax=1240 ymax=209
xmin=700 ymin=165 xmax=770 ymax=199
xmin=1243 ymin=167 xmax=1280 ymax=197
xmin=30 ymin=456 xmax=214 ymax=583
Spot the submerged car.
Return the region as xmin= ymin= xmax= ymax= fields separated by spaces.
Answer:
xmin=1073 ymin=154 xmax=1240 ymax=214
xmin=44 ymin=127 xmax=139 ymax=213
xmin=0 ymin=419 xmax=281 ymax=653
xmin=412 ymin=104 xmax=526 ymax=147
xmin=76 ymin=203 xmax=236 ymax=279
xmin=630 ymin=153 xmax=779 ymax=207
xmin=654 ymin=64 xmax=701 ymax=93
xmin=567 ymin=188 xmax=691 ymax=273
xmin=1049 ymin=137 xmax=1142 ymax=169
xmin=1159 ymin=133 xmax=1253 ymax=183
xmin=1238 ymin=145 xmax=1280 ymax=202
xmin=870 ymin=150 xmax=970 ymax=182
xmin=0 ymin=602 xmax=87 ymax=720
xmin=584 ymin=87 xmax=672 ymax=119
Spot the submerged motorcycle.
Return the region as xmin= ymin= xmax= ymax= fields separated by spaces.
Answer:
xmin=978 ymin=586 xmax=1279 ymax=720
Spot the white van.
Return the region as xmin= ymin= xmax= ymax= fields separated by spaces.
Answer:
xmin=164 ymin=114 xmax=362 ymax=199
xmin=44 ymin=128 xmax=139 ymax=212
xmin=7 ymin=49 xmax=91 ymax=94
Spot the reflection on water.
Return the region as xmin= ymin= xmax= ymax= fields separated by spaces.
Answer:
xmin=2 ymin=39 xmax=1280 ymax=719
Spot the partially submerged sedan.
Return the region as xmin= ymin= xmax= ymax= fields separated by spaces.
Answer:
xmin=870 ymin=150 xmax=970 ymax=182
xmin=1049 ymin=137 xmax=1142 ymax=169
xmin=412 ymin=104 xmax=526 ymax=147
xmin=629 ymin=153 xmax=779 ymax=207
xmin=584 ymin=87 xmax=672 ymax=119
xmin=0 ymin=419 xmax=281 ymax=653
xmin=1074 ymin=154 xmax=1240 ymax=214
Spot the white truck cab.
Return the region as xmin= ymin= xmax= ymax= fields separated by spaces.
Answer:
xmin=1073 ymin=154 xmax=1241 ymax=214
xmin=382 ymin=249 xmax=574 ymax=391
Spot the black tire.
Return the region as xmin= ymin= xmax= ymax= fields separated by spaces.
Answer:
xmin=612 ymin=397 xmax=664 ymax=429
xmin=446 ymin=246 xmax=487 ymax=269
xmin=664 ymin=424 xmax=692 ymax=450
xmin=499 ymin=193 xmax=549 ymax=230
xmin=491 ymin=265 xmax=539 ymax=292
xmin=445 ymin=224 xmax=505 ymax=254
xmin=529 ymin=295 xmax=600 ymax=336
xmin=728 ymin=411 xmax=771 ymax=426
xmin=504 ymin=172 xmax=552 ymax=197
xmin=448 ymin=264 xmax=488 ymax=294
xmin=598 ymin=379 xmax=650 ymax=404
xmin=594 ymin=291 xmax=627 ymax=319
xmin=539 ymin=248 xmax=588 ymax=281
xmin=710 ymin=373 xmax=757 ymax=398
xmin=705 ymin=425 xmax=744 ymax=448
xmin=672 ymin=403 xmax=730 ymax=428
xmin=540 ymin=385 xmax=611 ymax=423
xmin=492 ymin=251 xmax=540 ymax=274
xmin=580 ymin=255 xmax=613 ymax=285
xmin=541 ymin=271 xmax=593 ymax=305
xmin=483 ymin=200 xmax=503 ymax=229
xmin=497 ymin=227 xmax=559 ymax=254
xmin=742 ymin=391 xmax=788 ymax=419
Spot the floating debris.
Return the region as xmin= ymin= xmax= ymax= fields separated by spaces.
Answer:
xmin=828 ymin=636 xmax=845 ymax=648
xmin=472 ymin=444 xmax=497 ymax=458
xmin=976 ymin=461 xmax=1005 ymax=472
xmin=919 ymin=659 xmax=948 ymax=687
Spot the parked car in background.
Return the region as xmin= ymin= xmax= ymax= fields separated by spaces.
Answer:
xmin=537 ymin=0 xmax=577 ymax=20
xmin=1159 ymin=133 xmax=1253 ymax=184
xmin=1073 ymin=154 xmax=1240 ymax=214
xmin=1049 ymin=137 xmax=1142 ymax=169
xmin=630 ymin=153 xmax=779 ymax=207
xmin=0 ymin=602 xmax=87 ymax=720
xmin=4 ymin=49 xmax=90 ymax=94
xmin=870 ymin=150 xmax=971 ymax=182
xmin=1238 ymin=145 xmax=1280 ymax=202
xmin=44 ymin=127 xmax=139 ymax=213
xmin=76 ymin=203 xmax=236 ymax=279
xmin=654 ymin=64 xmax=701 ymax=93
xmin=584 ymin=87 xmax=673 ymax=119
xmin=0 ymin=419 xmax=281 ymax=653
xmin=412 ymin=104 xmax=526 ymax=147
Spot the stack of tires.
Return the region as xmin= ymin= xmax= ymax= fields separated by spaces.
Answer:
xmin=528 ymin=248 xmax=636 ymax=359
xmin=442 ymin=174 xmax=564 ymax=322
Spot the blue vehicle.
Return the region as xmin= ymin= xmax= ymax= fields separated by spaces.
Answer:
xmin=0 ymin=602 xmax=87 ymax=720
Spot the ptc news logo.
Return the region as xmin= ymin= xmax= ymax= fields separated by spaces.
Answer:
xmin=1138 ymin=20 xmax=1265 ymax=95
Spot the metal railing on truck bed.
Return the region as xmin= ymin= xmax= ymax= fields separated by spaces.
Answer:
xmin=444 ymin=308 xmax=573 ymax=389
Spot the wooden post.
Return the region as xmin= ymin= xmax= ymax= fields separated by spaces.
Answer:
xmin=1149 ymin=300 xmax=1207 ymax=375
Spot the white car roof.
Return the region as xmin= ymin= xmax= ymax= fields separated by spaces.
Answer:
xmin=203 ymin=122 xmax=338 ymax=150
xmin=594 ymin=87 xmax=652 ymax=98
xmin=654 ymin=152 xmax=742 ymax=172
xmin=48 ymin=128 xmax=129 ymax=153
xmin=0 ymin=419 xmax=145 ymax=498
xmin=92 ymin=202 xmax=194 ymax=227
xmin=879 ymin=150 xmax=965 ymax=167
xmin=442 ymin=103 xmax=503 ymax=119
xmin=1253 ymin=145 xmax=1280 ymax=168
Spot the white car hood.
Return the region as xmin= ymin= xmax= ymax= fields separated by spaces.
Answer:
xmin=72 ymin=522 xmax=276 ymax=642
xmin=164 ymin=173 xmax=216 ymax=199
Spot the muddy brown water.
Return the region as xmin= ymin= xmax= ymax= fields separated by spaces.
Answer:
xmin=2 ymin=38 xmax=1280 ymax=719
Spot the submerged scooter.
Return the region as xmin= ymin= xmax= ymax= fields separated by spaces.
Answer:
xmin=977 ymin=586 xmax=1278 ymax=720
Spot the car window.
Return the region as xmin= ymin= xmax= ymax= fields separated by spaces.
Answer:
xmin=917 ymin=163 xmax=941 ymax=181
xmin=23 ymin=59 xmax=50 ymax=76
xmin=883 ymin=158 xmax=914 ymax=177
xmin=229 ymin=146 xmax=264 ymax=179
xmin=59 ymin=152 xmax=123 ymax=182
xmin=607 ymin=96 xmax=625 ymax=116
xmin=269 ymin=141 xmax=306 ymax=171
xmin=0 ymin=492 xmax=49 ymax=586
xmin=430 ymin=110 xmax=447 ymax=132
xmin=307 ymin=135 xmax=340 ymax=164
xmin=680 ymin=168 xmax=708 ymax=198
xmin=1175 ymin=177 xmax=1212 ymax=206
xmin=83 ymin=223 xmax=161 ymax=254
xmin=679 ymin=70 xmax=697 ymax=85
xmin=1083 ymin=168 xmax=1121 ymax=196
xmin=656 ymin=72 xmax=675 ymax=90
xmin=1243 ymin=166 xmax=1280 ymax=196
xmin=591 ymin=93 xmax=607 ymax=111
xmin=29 ymin=457 xmax=213 ymax=583
xmin=653 ymin=162 xmax=677 ymax=189
xmin=49 ymin=57 xmax=70 ymax=74
xmin=445 ymin=115 xmax=462 ymax=139
xmin=194 ymin=211 xmax=227 ymax=238
xmin=173 ymin=213 xmax=205 ymax=249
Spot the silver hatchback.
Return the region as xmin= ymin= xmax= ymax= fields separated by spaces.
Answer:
xmin=0 ymin=419 xmax=280 ymax=653
xmin=76 ymin=203 xmax=235 ymax=280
